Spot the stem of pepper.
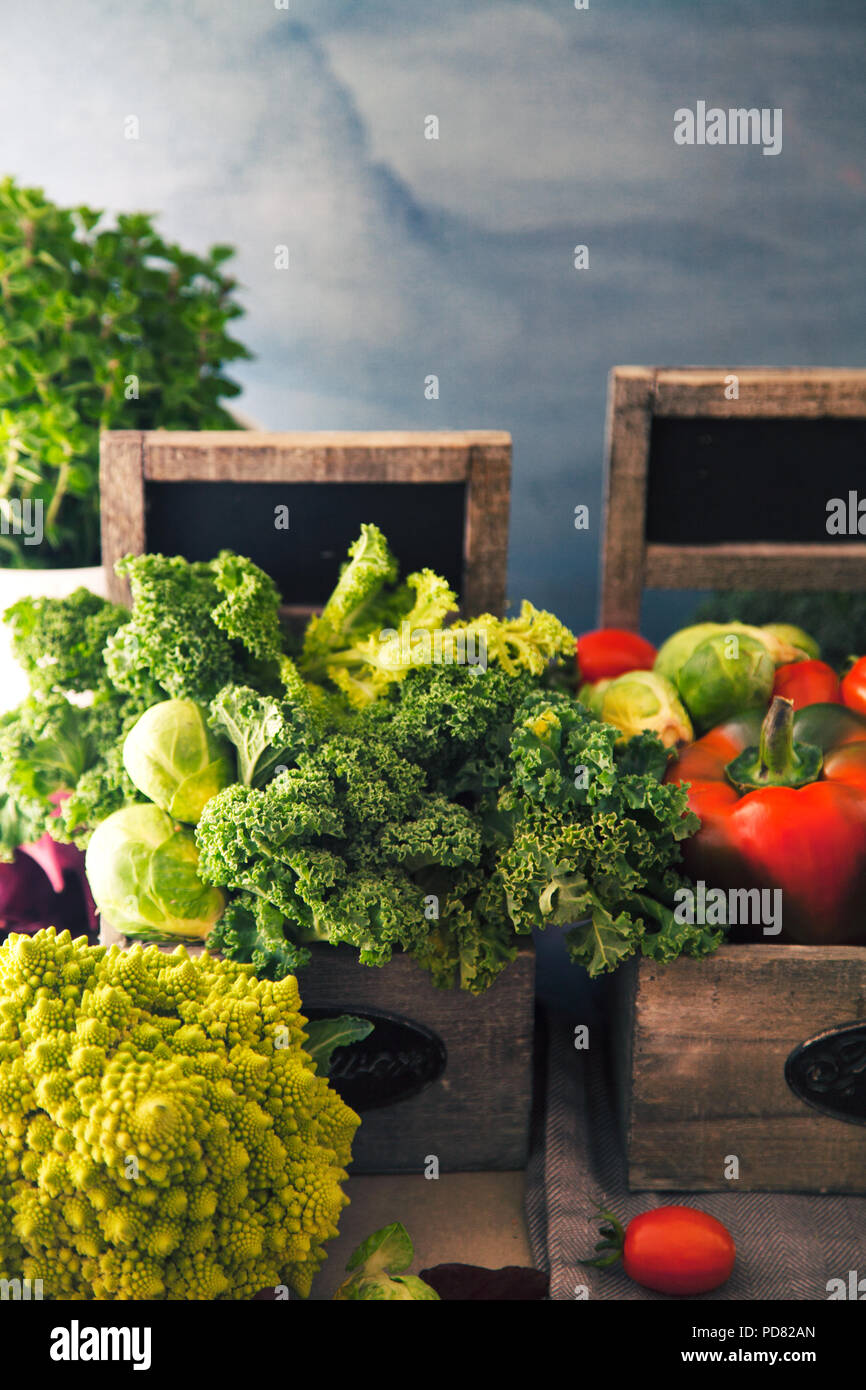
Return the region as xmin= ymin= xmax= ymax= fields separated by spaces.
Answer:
xmin=760 ymin=696 xmax=802 ymax=776
xmin=725 ymin=696 xmax=823 ymax=793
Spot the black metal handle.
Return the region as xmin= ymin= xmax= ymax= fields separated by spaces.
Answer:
xmin=303 ymin=1006 xmax=447 ymax=1112
xmin=785 ymin=1021 xmax=866 ymax=1125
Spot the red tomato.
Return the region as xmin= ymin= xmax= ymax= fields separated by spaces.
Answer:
xmin=772 ymin=659 xmax=841 ymax=711
xmin=577 ymin=628 xmax=657 ymax=684
xmin=622 ymin=1207 xmax=736 ymax=1296
xmin=841 ymin=656 xmax=866 ymax=716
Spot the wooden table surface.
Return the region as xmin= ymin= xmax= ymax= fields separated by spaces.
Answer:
xmin=309 ymin=1171 xmax=532 ymax=1299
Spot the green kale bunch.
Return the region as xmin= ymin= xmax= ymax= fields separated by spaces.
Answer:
xmin=105 ymin=550 xmax=284 ymax=705
xmin=200 ymin=666 xmax=708 ymax=990
xmin=0 ymin=552 xmax=286 ymax=856
xmin=1 ymin=529 xmax=707 ymax=991
xmin=198 ymin=730 xmax=484 ymax=982
xmin=0 ymin=177 xmax=250 ymax=568
xmin=496 ymin=690 xmax=719 ymax=974
xmin=299 ymin=523 xmax=574 ymax=706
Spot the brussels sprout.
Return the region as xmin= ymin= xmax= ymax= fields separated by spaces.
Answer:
xmin=762 ymin=623 xmax=820 ymax=661
xmin=600 ymin=670 xmax=693 ymax=747
xmin=123 ymin=699 xmax=234 ymax=824
xmin=85 ymin=803 xmax=225 ymax=942
xmin=334 ymin=1223 xmax=440 ymax=1301
xmin=577 ymin=678 xmax=611 ymax=718
xmin=656 ymin=622 xmax=801 ymax=687
xmin=676 ymin=632 xmax=774 ymax=729
xmin=654 ymin=623 xmax=721 ymax=685
xmin=741 ymin=622 xmax=803 ymax=666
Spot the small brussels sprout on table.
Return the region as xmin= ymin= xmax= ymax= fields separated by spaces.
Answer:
xmin=334 ymin=1223 xmax=440 ymax=1301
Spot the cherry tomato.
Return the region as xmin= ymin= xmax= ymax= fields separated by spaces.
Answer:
xmin=622 ymin=1207 xmax=736 ymax=1296
xmin=577 ymin=628 xmax=657 ymax=685
xmin=841 ymin=656 xmax=866 ymax=716
xmin=772 ymin=659 xmax=841 ymax=711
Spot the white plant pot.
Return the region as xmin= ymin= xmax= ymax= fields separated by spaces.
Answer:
xmin=0 ymin=566 xmax=108 ymax=713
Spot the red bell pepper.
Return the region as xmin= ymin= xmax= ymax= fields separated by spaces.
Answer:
xmin=665 ymin=697 xmax=866 ymax=945
xmin=576 ymin=628 xmax=656 ymax=685
xmin=772 ymin=659 xmax=840 ymax=710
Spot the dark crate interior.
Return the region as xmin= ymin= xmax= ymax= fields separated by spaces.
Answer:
xmin=144 ymin=479 xmax=467 ymax=604
xmin=646 ymin=416 xmax=866 ymax=544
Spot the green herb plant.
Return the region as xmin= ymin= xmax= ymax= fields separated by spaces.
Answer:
xmin=0 ymin=176 xmax=250 ymax=568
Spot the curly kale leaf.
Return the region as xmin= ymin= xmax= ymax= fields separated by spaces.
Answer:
xmin=58 ymin=736 xmax=138 ymax=847
xmin=498 ymin=690 xmax=709 ymax=977
xmin=376 ymin=796 xmax=482 ymax=872
xmin=300 ymin=526 xmax=573 ymax=707
xmin=301 ymin=523 xmax=399 ymax=678
xmin=106 ymin=551 xmax=287 ymax=704
xmin=206 ymin=896 xmax=310 ymax=980
xmin=450 ymin=600 xmax=575 ymax=677
xmin=409 ymin=867 xmax=519 ymax=994
xmin=208 ymin=683 xmax=316 ymax=788
xmin=211 ymin=550 xmax=284 ymax=667
xmin=107 ymin=554 xmax=237 ymax=702
xmin=323 ymin=569 xmax=460 ymax=707
xmin=360 ymin=664 xmax=534 ymax=797
xmin=3 ymin=588 xmax=128 ymax=695
xmin=196 ymin=734 xmax=463 ymax=973
xmin=0 ymin=691 xmax=141 ymax=854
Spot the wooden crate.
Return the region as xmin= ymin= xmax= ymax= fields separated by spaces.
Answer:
xmin=99 ymin=922 xmax=535 ymax=1175
xmin=611 ymin=943 xmax=866 ymax=1193
xmin=601 ymin=365 xmax=866 ymax=628
xmin=601 ymin=365 xmax=866 ymax=1192
xmin=99 ymin=429 xmax=511 ymax=620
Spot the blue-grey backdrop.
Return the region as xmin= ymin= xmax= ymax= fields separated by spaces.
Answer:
xmin=3 ymin=0 xmax=864 ymax=637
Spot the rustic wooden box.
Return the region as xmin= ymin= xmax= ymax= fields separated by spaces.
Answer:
xmin=96 ymin=426 xmax=528 ymax=1172
xmin=100 ymin=922 xmax=535 ymax=1175
xmin=296 ymin=943 xmax=535 ymax=1174
xmin=611 ymin=944 xmax=866 ymax=1193
xmin=600 ymin=366 xmax=866 ymax=1194
xmin=99 ymin=429 xmax=511 ymax=619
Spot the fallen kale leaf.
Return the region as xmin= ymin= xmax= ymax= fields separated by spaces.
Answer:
xmin=305 ymin=1015 xmax=374 ymax=1076
xmin=335 ymin=1223 xmax=440 ymax=1300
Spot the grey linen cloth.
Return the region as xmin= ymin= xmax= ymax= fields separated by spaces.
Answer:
xmin=525 ymin=1006 xmax=866 ymax=1301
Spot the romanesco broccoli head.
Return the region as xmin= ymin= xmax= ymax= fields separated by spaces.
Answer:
xmin=0 ymin=928 xmax=359 ymax=1300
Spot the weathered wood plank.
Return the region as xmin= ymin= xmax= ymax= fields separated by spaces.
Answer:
xmin=614 ymin=945 xmax=866 ymax=1192
xmin=645 ymin=542 xmax=866 ymax=590
xmin=463 ymin=442 xmax=511 ymax=616
xmin=98 ymin=431 xmax=145 ymax=606
xmin=142 ymin=430 xmax=510 ymax=483
xmin=629 ymin=1117 xmax=866 ymax=1194
xmin=600 ymin=369 xmax=653 ymax=629
xmin=654 ymin=367 xmax=866 ymax=418
xmin=298 ymin=942 xmax=535 ymax=1173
